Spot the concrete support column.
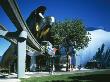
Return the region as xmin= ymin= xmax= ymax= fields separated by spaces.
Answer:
xmin=18 ymin=31 xmax=27 ymax=78
xmin=30 ymin=55 xmax=36 ymax=72
xmin=0 ymin=29 xmax=27 ymax=78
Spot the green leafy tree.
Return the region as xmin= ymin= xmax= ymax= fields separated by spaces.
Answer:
xmin=51 ymin=19 xmax=90 ymax=50
xmin=103 ymin=48 xmax=110 ymax=67
xmin=93 ymin=43 xmax=110 ymax=68
xmin=95 ymin=43 xmax=105 ymax=61
xmin=0 ymin=44 xmax=17 ymax=73
xmin=51 ymin=19 xmax=91 ymax=71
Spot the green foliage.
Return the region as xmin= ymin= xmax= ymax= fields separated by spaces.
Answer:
xmin=94 ymin=43 xmax=110 ymax=68
xmin=103 ymin=48 xmax=110 ymax=67
xmin=0 ymin=44 xmax=17 ymax=68
xmin=51 ymin=19 xmax=90 ymax=50
xmin=94 ymin=44 xmax=105 ymax=61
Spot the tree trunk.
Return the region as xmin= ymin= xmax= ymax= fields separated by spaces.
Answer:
xmin=66 ymin=53 xmax=69 ymax=71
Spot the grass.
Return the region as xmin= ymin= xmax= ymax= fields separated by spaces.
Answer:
xmin=21 ymin=70 xmax=110 ymax=82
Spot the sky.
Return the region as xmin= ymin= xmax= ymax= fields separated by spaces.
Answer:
xmin=0 ymin=0 xmax=110 ymax=56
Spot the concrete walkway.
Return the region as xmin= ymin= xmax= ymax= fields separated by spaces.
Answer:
xmin=0 ymin=68 xmax=84 ymax=82
xmin=0 ymin=69 xmax=109 ymax=82
xmin=0 ymin=73 xmax=20 ymax=82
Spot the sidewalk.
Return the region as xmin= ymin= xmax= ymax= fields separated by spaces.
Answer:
xmin=0 ymin=68 xmax=85 ymax=82
xmin=0 ymin=79 xmax=20 ymax=82
xmin=0 ymin=73 xmax=20 ymax=82
xmin=0 ymin=68 xmax=108 ymax=82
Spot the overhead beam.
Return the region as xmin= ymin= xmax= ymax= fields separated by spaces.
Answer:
xmin=0 ymin=0 xmax=43 ymax=51
xmin=0 ymin=24 xmax=7 ymax=31
xmin=0 ymin=0 xmax=25 ymax=31
xmin=0 ymin=24 xmax=39 ymax=53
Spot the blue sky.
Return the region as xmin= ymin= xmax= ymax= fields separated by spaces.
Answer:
xmin=0 ymin=0 xmax=110 ymax=56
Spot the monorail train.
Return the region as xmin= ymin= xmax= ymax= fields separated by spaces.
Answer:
xmin=26 ymin=6 xmax=55 ymax=43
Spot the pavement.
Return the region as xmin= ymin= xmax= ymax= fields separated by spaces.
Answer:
xmin=0 ymin=73 xmax=20 ymax=82
xmin=0 ymin=68 xmax=109 ymax=82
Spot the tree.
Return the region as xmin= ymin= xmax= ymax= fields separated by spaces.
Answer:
xmin=93 ymin=43 xmax=110 ymax=68
xmin=103 ymin=48 xmax=110 ymax=67
xmin=94 ymin=44 xmax=105 ymax=61
xmin=0 ymin=44 xmax=17 ymax=73
xmin=50 ymin=19 xmax=91 ymax=71
xmin=51 ymin=19 xmax=90 ymax=50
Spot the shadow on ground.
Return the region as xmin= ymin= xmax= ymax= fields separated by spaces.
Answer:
xmin=46 ymin=74 xmax=110 ymax=82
